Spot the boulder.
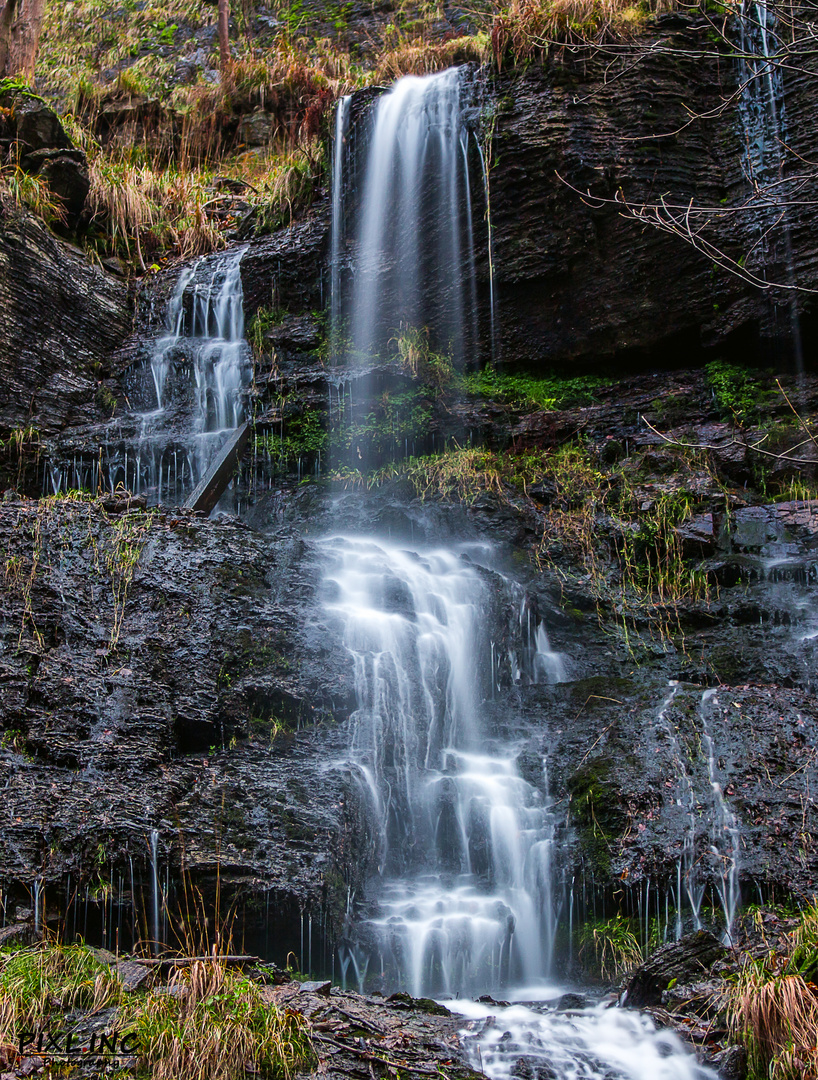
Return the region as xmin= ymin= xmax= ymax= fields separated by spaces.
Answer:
xmin=0 ymin=91 xmax=70 ymax=156
xmin=23 ymin=147 xmax=90 ymax=227
xmin=623 ymin=931 xmax=727 ymax=1008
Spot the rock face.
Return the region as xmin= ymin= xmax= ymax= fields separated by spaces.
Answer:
xmin=0 ymin=497 xmax=373 ymax=959
xmin=0 ymin=90 xmax=91 ymax=230
xmin=325 ymin=17 xmax=818 ymax=372
xmin=0 ymin=207 xmax=131 ymax=447
xmin=489 ymin=16 xmax=818 ymax=369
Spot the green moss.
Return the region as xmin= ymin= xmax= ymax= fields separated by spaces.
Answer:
xmin=256 ymin=409 xmax=328 ymax=468
xmin=705 ymin=360 xmax=776 ymax=422
xmin=465 ymin=367 xmax=613 ymax=411
xmin=567 ymin=757 xmax=624 ymax=877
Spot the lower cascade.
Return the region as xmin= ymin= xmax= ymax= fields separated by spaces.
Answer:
xmin=321 ymin=536 xmax=565 ymax=998
xmin=320 ymin=535 xmax=716 ymax=1079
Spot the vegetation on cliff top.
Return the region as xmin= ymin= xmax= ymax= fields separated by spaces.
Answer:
xmin=0 ymin=0 xmax=697 ymax=267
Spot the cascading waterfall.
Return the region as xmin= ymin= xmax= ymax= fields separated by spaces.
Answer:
xmin=699 ymin=690 xmax=741 ymax=944
xmin=321 ymin=537 xmax=566 ymax=998
xmin=48 ymin=248 xmax=251 ymax=505
xmin=330 ymin=69 xmax=481 ymax=372
xmin=737 ymin=0 xmax=786 ymax=181
xmin=330 ymin=95 xmax=351 ymax=359
xmin=322 ymin=66 xmax=717 ymax=1080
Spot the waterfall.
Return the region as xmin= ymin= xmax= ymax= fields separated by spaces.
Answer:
xmin=330 ymin=68 xmax=480 ymax=370
xmin=699 ymin=690 xmax=741 ymax=944
xmin=736 ymin=0 xmax=803 ymax=365
xmin=149 ymin=828 xmax=161 ymax=954
xmin=737 ymin=0 xmax=785 ymax=181
xmin=321 ymin=536 xmax=566 ymax=997
xmin=330 ymin=95 xmax=351 ymax=360
xmin=48 ymin=248 xmax=251 ymax=505
xmin=319 ymin=66 xmax=718 ymax=1079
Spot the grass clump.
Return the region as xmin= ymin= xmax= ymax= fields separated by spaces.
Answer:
xmin=134 ymin=959 xmax=313 ymax=1080
xmin=705 ymin=360 xmax=776 ymax=424
xmin=728 ymin=903 xmax=818 ymax=1079
xmin=491 ymin=0 xmax=674 ymax=68
xmin=577 ymin=913 xmax=643 ymax=982
xmin=0 ymin=162 xmax=67 ymax=226
xmin=0 ymin=942 xmax=123 ymax=1045
xmin=86 ymin=144 xmax=319 ymax=265
xmin=0 ymin=943 xmax=313 ymax=1080
xmin=373 ymin=33 xmax=489 ymax=82
xmin=391 ymin=326 xmax=458 ymax=394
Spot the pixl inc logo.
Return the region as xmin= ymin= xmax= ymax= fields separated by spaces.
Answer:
xmin=17 ymin=1030 xmax=140 ymax=1057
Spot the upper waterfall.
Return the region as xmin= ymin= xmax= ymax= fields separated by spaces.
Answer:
xmin=331 ymin=68 xmax=481 ymax=369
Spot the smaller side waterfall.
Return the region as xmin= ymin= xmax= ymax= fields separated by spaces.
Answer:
xmin=699 ymin=690 xmax=741 ymax=943
xmin=48 ymin=248 xmax=251 ymax=506
xmin=737 ymin=0 xmax=786 ymax=182
xmin=330 ymin=95 xmax=351 ymax=358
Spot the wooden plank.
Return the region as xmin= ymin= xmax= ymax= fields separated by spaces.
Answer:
xmin=183 ymin=422 xmax=251 ymax=514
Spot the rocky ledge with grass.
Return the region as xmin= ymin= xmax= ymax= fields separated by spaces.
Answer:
xmin=0 ymin=941 xmax=483 ymax=1080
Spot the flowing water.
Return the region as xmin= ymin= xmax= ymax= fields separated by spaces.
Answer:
xmin=330 ymin=68 xmax=481 ymax=372
xmin=319 ymin=536 xmax=715 ymax=1079
xmin=320 ymin=64 xmax=720 ymax=1080
xmin=455 ymin=999 xmax=716 ymax=1080
xmin=321 ymin=537 xmax=566 ymax=998
xmin=48 ymin=248 xmax=251 ymax=504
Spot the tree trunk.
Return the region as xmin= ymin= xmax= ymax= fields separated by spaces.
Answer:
xmin=0 ymin=0 xmax=46 ymax=83
xmin=218 ymin=0 xmax=230 ymax=74
xmin=0 ymin=0 xmax=18 ymax=76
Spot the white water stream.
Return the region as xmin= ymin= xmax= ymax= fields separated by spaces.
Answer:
xmin=319 ymin=536 xmax=715 ymax=1078
xmin=322 ymin=537 xmax=564 ymax=998
xmin=319 ymin=64 xmax=724 ymax=1080
xmin=48 ymin=248 xmax=251 ymax=504
xmin=455 ymin=999 xmax=716 ymax=1080
xmin=330 ymin=68 xmax=482 ymax=372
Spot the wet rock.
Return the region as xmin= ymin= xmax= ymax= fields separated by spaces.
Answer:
xmin=22 ymin=148 xmax=90 ymax=227
xmin=114 ymin=959 xmax=152 ymax=991
xmin=554 ymin=992 xmax=587 ymax=1011
xmin=676 ymin=513 xmax=715 ymax=558
xmin=266 ymin=314 xmax=324 ymax=352
xmin=0 ymin=210 xmax=131 ymax=454
xmin=708 ymin=1044 xmax=748 ymax=1079
xmin=623 ymin=931 xmax=727 ymax=1008
xmin=0 ymin=91 xmax=70 ymax=156
xmin=237 ymin=109 xmax=275 ymax=147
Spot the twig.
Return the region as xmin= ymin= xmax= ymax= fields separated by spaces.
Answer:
xmin=776 ymin=378 xmax=818 ymax=453
xmin=330 ymin=1005 xmax=388 ymax=1035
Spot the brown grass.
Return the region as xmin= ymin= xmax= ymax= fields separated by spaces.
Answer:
xmin=491 ymin=0 xmax=674 ymax=68
xmin=730 ymin=966 xmax=818 ymax=1080
xmin=134 ymin=959 xmax=314 ymax=1080
xmin=374 ymin=34 xmax=489 ymax=82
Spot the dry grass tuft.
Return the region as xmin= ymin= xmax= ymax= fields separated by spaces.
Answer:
xmin=730 ymin=965 xmax=818 ymax=1080
xmin=374 ymin=34 xmax=489 ymax=82
xmin=491 ymin=0 xmax=674 ymax=68
xmin=134 ymin=959 xmax=313 ymax=1080
xmin=0 ymin=942 xmax=123 ymax=1046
